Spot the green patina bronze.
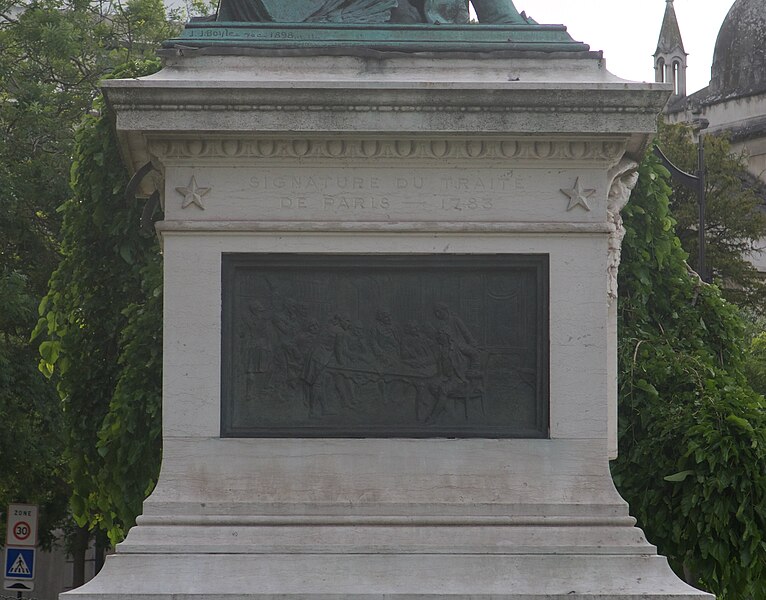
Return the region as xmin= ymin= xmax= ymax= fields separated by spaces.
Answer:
xmin=213 ymin=0 xmax=527 ymax=25
xmin=217 ymin=0 xmax=398 ymax=24
xmin=164 ymin=0 xmax=589 ymax=52
xmin=165 ymin=22 xmax=588 ymax=52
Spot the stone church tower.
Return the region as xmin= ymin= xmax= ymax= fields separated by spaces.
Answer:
xmin=654 ymin=0 xmax=687 ymax=97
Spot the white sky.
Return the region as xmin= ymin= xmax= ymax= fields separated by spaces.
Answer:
xmin=512 ymin=0 xmax=735 ymax=93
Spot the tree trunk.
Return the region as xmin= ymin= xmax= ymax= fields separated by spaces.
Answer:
xmin=94 ymin=530 xmax=108 ymax=574
xmin=71 ymin=526 xmax=89 ymax=589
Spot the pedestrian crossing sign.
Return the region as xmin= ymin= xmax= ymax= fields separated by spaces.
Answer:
xmin=4 ymin=547 xmax=35 ymax=580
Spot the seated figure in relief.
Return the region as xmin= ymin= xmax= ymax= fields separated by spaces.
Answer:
xmin=215 ymin=0 xmax=528 ymax=25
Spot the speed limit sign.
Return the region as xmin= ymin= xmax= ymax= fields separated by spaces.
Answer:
xmin=13 ymin=522 xmax=31 ymax=541
xmin=5 ymin=505 xmax=38 ymax=547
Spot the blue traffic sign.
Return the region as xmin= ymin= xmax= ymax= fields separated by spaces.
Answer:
xmin=4 ymin=548 xmax=35 ymax=580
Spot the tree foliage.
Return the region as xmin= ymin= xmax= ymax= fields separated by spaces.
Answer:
xmin=612 ymin=153 xmax=766 ymax=599
xmin=0 ymin=0 xmax=175 ymax=546
xmin=656 ymin=121 xmax=766 ymax=312
xmin=34 ymin=64 xmax=163 ymax=544
xmin=0 ymin=0 xmax=177 ymax=253
xmin=0 ymin=272 xmax=69 ymax=549
xmin=0 ymin=0 xmax=104 ymax=543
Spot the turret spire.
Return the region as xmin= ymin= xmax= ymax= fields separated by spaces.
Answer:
xmin=654 ymin=0 xmax=688 ymax=97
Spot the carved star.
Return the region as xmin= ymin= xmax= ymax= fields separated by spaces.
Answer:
xmin=561 ymin=177 xmax=596 ymax=212
xmin=176 ymin=176 xmax=210 ymax=210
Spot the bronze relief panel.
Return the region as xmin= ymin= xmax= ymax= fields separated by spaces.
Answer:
xmin=221 ymin=254 xmax=548 ymax=438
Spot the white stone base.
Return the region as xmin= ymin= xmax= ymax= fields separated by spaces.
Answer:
xmin=69 ymin=553 xmax=708 ymax=599
xmin=64 ymin=437 xmax=711 ymax=599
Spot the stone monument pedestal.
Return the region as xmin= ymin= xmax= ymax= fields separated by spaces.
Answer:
xmin=70 ymin=40 xmax=712 ymax=600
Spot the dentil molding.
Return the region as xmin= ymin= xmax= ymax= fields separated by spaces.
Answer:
xmin=147 ymin=137 xmax=627 ymax=163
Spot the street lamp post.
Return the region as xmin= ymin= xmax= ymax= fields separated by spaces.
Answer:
xmin=696 ymin=131 xmax=707 ymax=283
xmin=653 ymin=118 xmax=710 ymax=282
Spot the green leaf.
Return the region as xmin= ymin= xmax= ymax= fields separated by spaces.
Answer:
xmin=726 ymin=414 xmax=753 ymax=433
xmin=664 ymin=470 xmax=695 ymax=483
xmin=119 ymin=244 xmax=134 ymax=265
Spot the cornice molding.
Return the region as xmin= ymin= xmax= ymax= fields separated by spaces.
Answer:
xmin=156 ymin=220 xmax=614 ymax=235
xmin=113 ymin=102 xmax=655 ymax=116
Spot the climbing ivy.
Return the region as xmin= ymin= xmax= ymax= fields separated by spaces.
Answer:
xmin=34 ymin=59 xmax=163 ymax=545
xmin=94 ymin=258 xmax=162 ymax=544
xmin=612 ymin=153 xmax=766 ymax=599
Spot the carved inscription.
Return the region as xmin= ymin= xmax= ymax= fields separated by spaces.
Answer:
xmin=239 ymin=169 xmax=523 ymax=218
xmin=221 ymin=255 xmax=549 ymax=438
xmin=191 ymin=27 xmax=324 ymax=41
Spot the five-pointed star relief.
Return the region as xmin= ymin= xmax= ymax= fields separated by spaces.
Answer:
xmin=560 ymin=177 xmax=596 ymax=212
xmin=176 ymin=176 xmax=210 ymax=210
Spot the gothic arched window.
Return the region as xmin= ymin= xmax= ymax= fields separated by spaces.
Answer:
xmin=657 ymin=58 xmax=666 ymax=83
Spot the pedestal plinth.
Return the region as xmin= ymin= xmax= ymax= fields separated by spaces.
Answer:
xmin=70 ymin=44 xmax=713 ymax=599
